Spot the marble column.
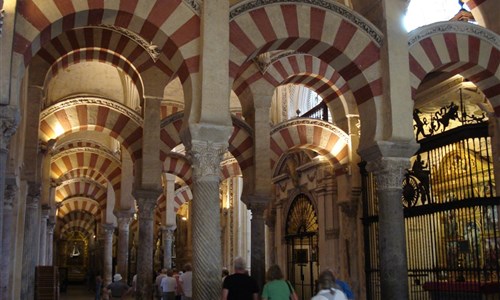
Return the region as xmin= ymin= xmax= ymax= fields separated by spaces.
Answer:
xmin=133 ymin=189 xmax=160 ymax=300
xmin=115 ymin=210 xmax=133 ymax=280
xmin=162 ymin=226 xmax=175 ymax=269
xmin=102 ymin=223 xmax=115 ymax=287
xmin=1 ymin=179 xmax=17 ymax=299
xmin=38 ymin=206 xmax=49 ymax=265
xmin=247 ymin=200 xmax=267 ymax=290
xmin=189 ymin=140 xmax=227 ymax=300
xmin=46 ymin=218 xmax=55 ymax=265
xmin=363 ymin=143 xmax=415 ymax=300
xmin=20 ymin=182 xmax=41 ymax=300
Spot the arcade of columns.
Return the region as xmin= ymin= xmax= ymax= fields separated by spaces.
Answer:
xmin=0 ymin=1 xmax=499 ymax=300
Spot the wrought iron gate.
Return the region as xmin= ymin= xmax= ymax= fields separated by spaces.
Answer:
xmin=363 ymin=122 xmax=500 ymax=299
xmin=286 ymin=194 xmax=319 ymax=300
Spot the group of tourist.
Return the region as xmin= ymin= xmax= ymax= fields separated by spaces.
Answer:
xmin=94 ymin=263 xmax=193 ymax=300
xmin=95 ymin=258 xmax=353 ymax=300
xmin=222 ymin=257 xmax=354 ymax=300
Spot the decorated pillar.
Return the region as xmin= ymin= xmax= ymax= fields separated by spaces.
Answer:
xmin=247 ymin=199 xmax=267 ymax=290
xmin=162 ymin=226 xmax=175 ymax=269
xmin=133 ymin=189 xmax=160 ymax=300
xmin=101 ymin=223 xmax=115 ymax=286
xmin=115 ymin=210 xmax=133 ymax=279
xmin=1 ymin=179 xmax=17 ymax=299
xmin=189 ymin=140 xmax=227 ymax=299
xmin=20 ymin=182 xmax=41 ymax=300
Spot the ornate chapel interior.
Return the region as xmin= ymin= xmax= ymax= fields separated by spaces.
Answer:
xmin=0 ymin=0 xmax=499 ymax=299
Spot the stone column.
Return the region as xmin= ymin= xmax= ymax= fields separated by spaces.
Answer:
xmin=362 ymin=141 xmax=417 ymax=300
xmin=115 ymin=210 xmax=133 ymax=280
xmin=38 ymin=206 xmax=49 ymax=265
xmin=46 ymin=218 xmax=55 ymax=265
xmin=102 ymin=223 xmax=115 ymax=286
xmin=247 ymin=200 xmax=267 ymax=290
xmin=0 ymin=108 xmax=19 ymax=261
xmin=162 ymin=226 xmax=175 ymax=269
xmin=133 ymin=189 xmax=160 ymax=300
xmin=265 ymin=206 xmax=276 ymax=265
xmin=1 ymin=179 xmax=17 ymax=299
xmin=20 ymin=182 xmax=41 ymax=300
xmin=189 ymin=140 xmax=227 ymax=300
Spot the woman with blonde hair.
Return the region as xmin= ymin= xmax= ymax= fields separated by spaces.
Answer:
xmin=311 ymin=270 xmax=348 ymax=300
xmin=261 ymin=264 xmax=298 ymax=300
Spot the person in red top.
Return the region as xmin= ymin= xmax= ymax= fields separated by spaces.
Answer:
xmin=221 ymin=257 xmax=259 ymax=300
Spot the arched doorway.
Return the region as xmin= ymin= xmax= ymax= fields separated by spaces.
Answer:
xmin=285 ymin=194 xmax=319 ymax=300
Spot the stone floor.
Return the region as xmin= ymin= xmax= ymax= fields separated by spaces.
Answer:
xmin=59 ymin=284 xmax=95 ymax=300
xmin=59 ymin=284 xmax=137 ymax=300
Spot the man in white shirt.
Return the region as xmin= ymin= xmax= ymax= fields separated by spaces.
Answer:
xmin=179 ymin=264 xmax=193 ymax=300
xmin=160 ymin=269 xmax=178 ymax=300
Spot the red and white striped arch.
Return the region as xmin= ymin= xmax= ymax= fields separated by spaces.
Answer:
xmin=37 ymin=26 xmax=148 ymax=84
xmin=163 ymin=154 xmax=193 ymax=186
xmin=57 ymin=197 xmax=101 ymax=220
xmin=58 ymin=210 xmax=96 ymax=238
xmin=463 ymin=0 xmax=497 ymax=30
xmin=160 ymin=103 xmax=184 ymax=119
xmin=50 ymin=149 xmax=122 ymax=197
xmin=234 ymin=54 xmax=349 ymax=106
xmin=55 ymin=140 xmax=105 ymax=152
xmin=57 ymin=169 xmax=109 ymax=187
xmin=45 ymin=48 xmax=143 ymax=94
xmin=14 ymin=0 xmax=201 ymax=88
xmin=40 ymin=97 xmax=143 ymax=161
xmin=409 ymin=22 xmax=500 ymax=114
xmin=155 ymin=185 xmax=193 ymax=221
xmin=229 ymin=2 xmax=382 ymax=106
xmin=160 ymin=113 xmax=184 ymax=160
xmin=55 ymin=181 xmax=107 ymax=204
xmin=270 ymin=119 xmax=350 ymax=172
xmin=160 ymin=113 xmax=255 ymax=172
xmin=59 ymin=224 xmax=95 ymax=240
xmin=220 ymin=159 xmax=242 ymax=181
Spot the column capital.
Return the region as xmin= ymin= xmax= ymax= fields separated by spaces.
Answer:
xmin=188 ymin=139 xmax=228 ymax=180
xmin=115 ymin=210 xmax=134 ymax=231
xmin=360 ymin=141 xmax=418 ymax=190
xmin=4 ymin=179 xmax=18 ymax=210
xmin=47 ymin=221 xmax=56 ymax=234
xmin=26 ymin=182 xmax=41 ymax=209
xmin=101 ymin=223 xmax=116 ymax=237
xmin=134 ymin=188 xmax=161 ymax=219
xmin=161 ymin=226 xmax=175 ymax=239
xmin=0 ymin=106 xmax=20 ymax=152
xmin=41 ymin=206 xmax=50 ymax=220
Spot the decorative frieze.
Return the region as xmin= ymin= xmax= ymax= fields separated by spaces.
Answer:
xmin=272 ymin=118 xmax=349 ymax=143
xmin=408 ymin=21 xmax=500 ymax=48
xmin=230 ymin=0 xmax=383 ymax=46
xmin=96 ymin=24 xmax=161 ymax=61
xmin=40 ymin=97 xmax=143 ymax=125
